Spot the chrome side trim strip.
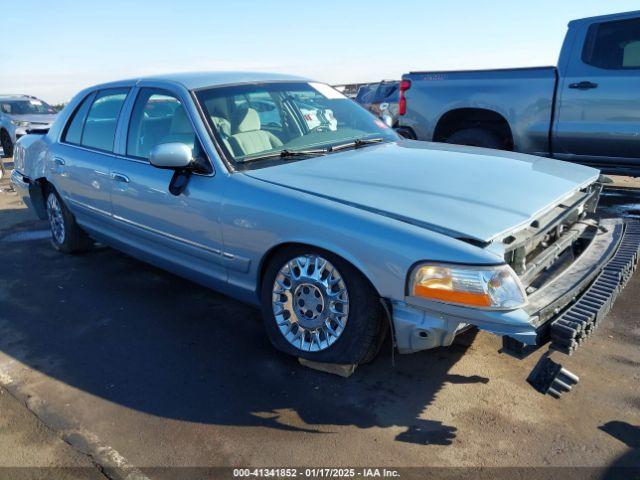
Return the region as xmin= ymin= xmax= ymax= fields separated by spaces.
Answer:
xmin=112 ymin=214 xmax=222 ymax=255
xmin=65 ymin=199 xmax=250 ymax=272
xmin=67 ymin=198 xmax=112 ymax=218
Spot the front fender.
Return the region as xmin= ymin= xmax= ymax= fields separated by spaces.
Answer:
xmin=221 ymin=174 xmax=502 ymax=303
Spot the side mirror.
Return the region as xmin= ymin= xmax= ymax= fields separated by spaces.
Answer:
xmin=149 ymin=143 xmax=194 ymax=170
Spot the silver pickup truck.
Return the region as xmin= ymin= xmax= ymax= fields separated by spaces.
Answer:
xmin=397 ymin=10 xmax=640 ymax=176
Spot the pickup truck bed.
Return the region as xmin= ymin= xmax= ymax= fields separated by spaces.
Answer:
xmin=401 ymin=66 xmax=558 ymax=155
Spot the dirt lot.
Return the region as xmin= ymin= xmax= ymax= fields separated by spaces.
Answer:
xmin=0 ymin=162 xmax=639 ymax=479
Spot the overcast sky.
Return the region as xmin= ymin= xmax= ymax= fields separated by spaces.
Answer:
xmin=1 ymin=0 xmax=638 ymax=103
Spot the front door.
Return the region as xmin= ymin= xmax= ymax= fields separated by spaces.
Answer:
xmin=108 ymin=87 xmax=227 ymax=288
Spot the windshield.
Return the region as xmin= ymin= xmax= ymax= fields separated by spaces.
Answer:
xmin=1 ymin=99 xmax=56 ymax=115
xmin=195 ymin=82 xmax=398 ymax=164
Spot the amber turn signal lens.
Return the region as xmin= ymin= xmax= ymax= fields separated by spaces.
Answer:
xmin=410 ymin=264 xmax=526 ymax=309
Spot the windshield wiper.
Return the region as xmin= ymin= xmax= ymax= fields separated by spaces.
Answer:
xmin=242 ymin=148 xmax=328 ymax=163
xmin=279 ymin=148 xmax=328 ymax=158
xmin=329 ymin=137 xmax=386 ymax=152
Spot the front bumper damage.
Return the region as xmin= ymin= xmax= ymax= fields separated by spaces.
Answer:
xmin=392 ymin=218 xmax=639 ymax=354
xmin=391 ymin=218 xmax=639 ymax=395
xmin=545 ymin=220 xmax=640 ymax=354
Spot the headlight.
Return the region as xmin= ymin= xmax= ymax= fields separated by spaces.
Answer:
xmin=409 ymin=263 xmax=526 ymax=309
xmin=10 ymin=120 xmax=30 ymax=127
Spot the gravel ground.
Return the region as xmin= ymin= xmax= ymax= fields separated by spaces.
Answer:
xmin=0 ymin=165 xmax=638 ymax=480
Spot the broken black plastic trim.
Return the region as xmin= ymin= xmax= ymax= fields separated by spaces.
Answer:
xmin=548 ymin=221 xmax=640 ymax=355
xmin=527 ymin=355 xmax=579 ymax=398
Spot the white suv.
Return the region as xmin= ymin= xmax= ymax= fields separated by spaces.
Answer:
xmin=0 ymin=95 xmax=57 ymax=159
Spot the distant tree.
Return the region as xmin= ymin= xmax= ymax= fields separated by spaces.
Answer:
xmin=52 ymin=103 xmax=67 ymax=112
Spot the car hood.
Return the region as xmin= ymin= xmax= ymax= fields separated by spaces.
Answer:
xmin=244 ymin=140 xmax=600 ymax=243
xmin=10 ymin=113 xmax=57 ymax=124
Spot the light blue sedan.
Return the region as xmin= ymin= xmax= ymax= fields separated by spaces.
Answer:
xmin=11 ymin=72 xmax=638 ymax=365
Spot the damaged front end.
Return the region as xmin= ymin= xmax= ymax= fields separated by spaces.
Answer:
xmin=392 ymin=179 xmax=640 ymax=364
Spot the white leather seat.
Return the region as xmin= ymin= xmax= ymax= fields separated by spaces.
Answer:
xmin=160 ymin=106 xmax=195 ymax=148
xmin=229 ymin=108 xmax=282 ymax=158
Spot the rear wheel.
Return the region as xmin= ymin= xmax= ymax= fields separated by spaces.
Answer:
xmin=395 ymin=127 xmax=416 ymax=140
xmin=45 ymin=188 xmax=93 ymax=254
xmin=261 ymin=247 xmax=386 ymax=365
xmin=1 ymin=129 xmax=13 ymax=158
xmin=446 ymin=127 xmax=503 ymax=150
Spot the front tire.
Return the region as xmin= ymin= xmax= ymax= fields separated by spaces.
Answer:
xmin=0 ymin=129 xmax=13 ymax=158
xmin=45 ymin=188 xmax=93 ymax=253
xmin=261 ymin=247 xmax=386 ymax=365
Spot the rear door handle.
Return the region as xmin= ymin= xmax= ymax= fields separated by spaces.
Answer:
xmin=569 ymin=81 xmax=598 ymax=90
xmin=111 ymin=172 xmax=130 ymax=183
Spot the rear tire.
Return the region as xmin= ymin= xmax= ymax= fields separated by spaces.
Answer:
xmin=395 ymin=127 xmax=416 ymax=140
xmin=1 ymin=129 xmax=13 ymax=158
xmin=446 ymin=127 xmax=503 ymax=150
xmin=261 ymin=246 xmax=386 ymax=365
xmin=45 ymin=187 xmax=93 ymax=254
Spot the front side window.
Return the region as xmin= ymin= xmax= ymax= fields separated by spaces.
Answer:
xmin=127 ymin=89 xmax=197 ymax=159
xmin=582 ymin=18 xmax=640 ymax=69
xmin=195 ymin=82 xmax=398 ymax=165
xmin=80 ymin=89 xmax=129 ymax=152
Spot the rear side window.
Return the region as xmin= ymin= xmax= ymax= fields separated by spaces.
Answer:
xmin=81 ymin=89 xmax=129 ymax=151
xmin=582 ymin=18 xmax=640 ymax=69
xmin=63 ymin=93 xmax=95 ymax=145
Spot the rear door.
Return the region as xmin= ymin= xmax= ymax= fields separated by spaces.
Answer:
xmin=49 ymin=88 xmax=129 ymax=230
xmin=108 ymin=86 xmax=227 ymax=288
xmin=554 ymin=16 xmax=640 ymax=166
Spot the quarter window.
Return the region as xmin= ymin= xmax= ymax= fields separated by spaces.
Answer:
xmin=127 ymin=89 xmax=197 ymax=160
xmin=582 ymin=18 xmax=640 ymax=70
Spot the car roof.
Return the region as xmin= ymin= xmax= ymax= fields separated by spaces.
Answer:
xmin=88 ymin=71 xmax=313 ymax=91
xmin=569 ymin=10 xmax=640 ymax=26
xmin=0 ymin=94 xmax=41 ymax=101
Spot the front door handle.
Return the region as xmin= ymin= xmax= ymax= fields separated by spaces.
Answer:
xmin=111 ymin=172 xmax=130 ymax=183
xmin=569 ymin=81 xmax=598 ymax=90
xmin=53 ymin=157 xmax=65 ymax=166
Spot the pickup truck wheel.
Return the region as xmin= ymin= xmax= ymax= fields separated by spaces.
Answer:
xmin=0 ymin=130 xmax=13 ymax=158
xmin=45 ymin=189 xmax=93 ymax=254
xmin=447 ymin=128 xmax=503 ymax=150
xmin=261 ymin=247 xmax=385 ymax=365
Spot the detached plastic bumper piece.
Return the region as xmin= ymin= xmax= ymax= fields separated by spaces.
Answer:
xmin=549 ymin=221 xmax=640 ymax=355
xmin=527 ymin=356 xmax=579 ymax=398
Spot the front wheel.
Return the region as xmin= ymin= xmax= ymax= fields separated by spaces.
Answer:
xmin=0 ymin=129 xmax=13 ymax=158
xmin=261 ymin=247 xmax=386 ymax=365
xmin=45 ymin=188 xmax=93 ymax=253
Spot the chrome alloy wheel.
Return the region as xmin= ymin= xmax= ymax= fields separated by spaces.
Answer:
xmin=46 ymin=194 xmax=65 ymax=244
xmin=272 ymin=254 xmax=349 ymax=352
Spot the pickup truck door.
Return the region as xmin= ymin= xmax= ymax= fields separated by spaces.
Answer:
xmin=48 ymin=89 xmax=129 ymax=230
xmin=554 ymin=16 xmax=640 ymax=165
xmin=107 ymin=87 xmax=227 ymax=289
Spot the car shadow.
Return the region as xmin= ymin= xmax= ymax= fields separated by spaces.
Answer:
xmin=599 ymin=421 xmax=640 ymax=479
xmin=0 ymin=236 xmax=490 ymax=446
